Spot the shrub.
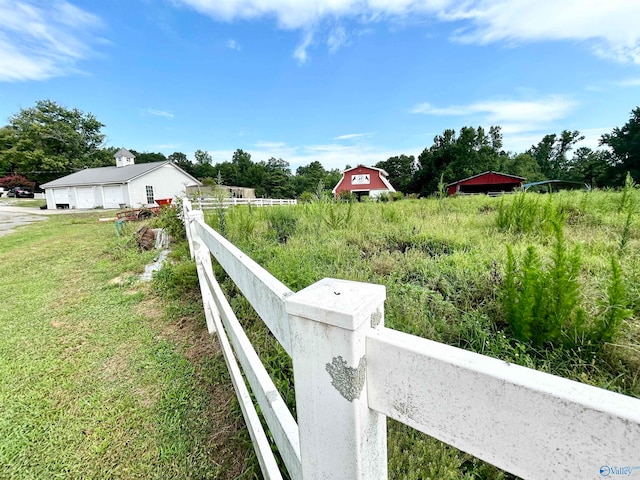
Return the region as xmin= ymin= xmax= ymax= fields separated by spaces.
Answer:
xmin=298 ymin=191 xmax=314 ymax=203
xmin=496 ymin=191 xmax=565 ymax=234
xmin=391 ymin=191 xmax=405 ymax=201
xmin=152 ymin=259 xmax=199 ymax=297
xmin=267 ymin=208 xmax=298 ymax=243
xmin=337 ymin=190 xmax=356 ymax=203
xmin=377 ymin=192 xmax=390 ymax=202
xmin=501 ymin=222 xmax=585 ymax=347
xmin=149 ymin=200 xmax=186 ymax=240
xmin=618 ymin=172 xmax=636 ymax=213
xmin=0 ymin=174 xmax=35 ymax=190
xmin=322 ymin=202 xmax=353 ymax=229
xmin=592 ymin=256 xmax=631 ymax=345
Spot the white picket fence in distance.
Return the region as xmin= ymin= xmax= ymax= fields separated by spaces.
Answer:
xmin=181 ymin=198 xmax=640 ymax=480
xmin=196 ymin=197 xmax=297 ymax=209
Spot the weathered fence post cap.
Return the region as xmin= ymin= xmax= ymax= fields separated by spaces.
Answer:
xmin=286 ymin=278 xmax=385 ymax=331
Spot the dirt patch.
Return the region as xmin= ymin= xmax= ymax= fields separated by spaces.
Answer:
xmin=0 ymin=210 xmax=46 ymax=237
xmin=135 ymin=296 xmax=165 ymax=322
xmin=184 ymin=328 xmax=219 ymax=364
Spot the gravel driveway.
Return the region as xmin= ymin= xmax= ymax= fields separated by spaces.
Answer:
xmin=0 ymin=205 xmax=81 ymax=237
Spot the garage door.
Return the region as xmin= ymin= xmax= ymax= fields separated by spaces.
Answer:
xmin=103 ymin=185 xmax=125 ymax=209
xmin=53 ymin=188 xmax=69 ymax=206
xmin=76 ymin=187 xmax=95 ymax=209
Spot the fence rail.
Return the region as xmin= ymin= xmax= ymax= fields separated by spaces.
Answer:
xmin=197 ymin=197 xmax=297 ymax=209
xmin=182 ymin=198 xmax=640 ymax=480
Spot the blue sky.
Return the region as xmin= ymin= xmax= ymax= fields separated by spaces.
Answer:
xmin=1 ymin=0 xmax=639 ymax=171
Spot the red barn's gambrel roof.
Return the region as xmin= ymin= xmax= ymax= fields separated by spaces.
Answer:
xmin=332 ymin=165 xmax=396 ymax=195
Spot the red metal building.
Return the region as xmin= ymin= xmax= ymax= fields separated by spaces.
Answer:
xmin=446 ymin=171 xmax=525 ymax=196
xmin=332 ymin=165 xmax=396 ymax=199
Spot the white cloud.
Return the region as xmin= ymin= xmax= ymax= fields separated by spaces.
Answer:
xmin=327 ymin=26 xmax=348 ymax=53
xmin=334 ymin=132 xmax=373 ymax=140
xmin=173 ymin=0 xmax=640 ymax=64
xmin=294 ymin=30 xmax=314 ymax=64
xmin=143 ymin=108 xmax=174 ymax=119
xmin=201 ymin=140 xmax=414 ymax=171
xmin=226 ymin=38 xmax=241 ymax=50
xmin=412 ymin=96 xmax=577 ymax=134
xmin=150 ymin=143 xmax=180 ymax=151
xmin=448 ymin=0 xmax=640 ymax=64
xmin=255 ymin=141 xmax=287 ymax=148
xmin=615 ymin=77 xmax=640 ymax=87
xmin=0 ymin=0 xmax=102 ymax=81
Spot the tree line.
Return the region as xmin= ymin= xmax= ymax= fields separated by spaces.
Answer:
xmin=1 ymin=100 xmax=639 ymax=197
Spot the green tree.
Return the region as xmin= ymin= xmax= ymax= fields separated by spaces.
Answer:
xmin=192 ymin=149 xmax=216 ymax=178
xmin=168 ymin=151 xmax=195 ymax=176
xmin=194 ymin=149 xmax=212 ymax=165
xmin=261 ymin=157 xmax=294 ymax=198
xmin=1 ymin=100 xmax=106 ymax=184
xmin=232 ymin=149 xmax=254 ymax=186
xmin=129 ymin=151 xmax=167 ymax=164
xmin=566 ymin=147 xmax=613 ymax=187
xmin=500 ymin=153 xmax=544 ymax=182
xmin=600 ymin=107 xmax=640 ymax=183
xmin=0 ymin=126 xmax=14 ymax=176
xmin=375 ymin=154 xmax=415 ymax=193
xmin=411 ymin=126 xmax=505 ymax=195
xmin=294 ymin=161 xmax=330 ymax=196
xmin=527 ymin=130 xmax=584 ymax=179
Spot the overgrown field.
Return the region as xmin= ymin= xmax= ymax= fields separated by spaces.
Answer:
xmin=0 ymin=213 xmax=254 ymax=479
xmin=201 ymin=188 xmax=640 ymax=479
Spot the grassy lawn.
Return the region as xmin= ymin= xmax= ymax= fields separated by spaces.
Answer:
xmin=0 ymin=214 xmax=252 ymax=479
xmin=0 ymin=198 xmax=47 ymax=208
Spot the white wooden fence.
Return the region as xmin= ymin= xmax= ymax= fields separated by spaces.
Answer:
xmin=196 ymin=197 xmax=297 ymax=209
xmin=182 ymin=199 xmax=640 ymax=480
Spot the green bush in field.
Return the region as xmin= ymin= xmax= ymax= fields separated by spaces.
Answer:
xmin=337 ymin=190 xmax=356 ymax=203
xmin=502 ymin=222 xmax=585 ymax=347
xmin=377 ymin=192 xmax=390 ymax=202
xmin=267 ymin=207 xmax=298 ymax=243
xmin=592 ymin=256 xmax=631 ymax=344
xmin=322 ymin=201 xmax=353 ymax=229
xmin=496 ymin=191 xmax=565 ymax=234
xmin=150 ymin=200 xmax=186 ymax=240
xmin=391 ymin=191 xmax=405 ymax=201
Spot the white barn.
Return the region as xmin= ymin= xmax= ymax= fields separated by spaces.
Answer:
xmin=41 ymin=148 xmax=201 ymax=210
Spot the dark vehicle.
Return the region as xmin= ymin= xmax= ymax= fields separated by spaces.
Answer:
xmin=7 ymin=187 xmax=35 ymax=198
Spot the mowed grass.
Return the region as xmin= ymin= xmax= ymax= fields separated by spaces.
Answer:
xmin=202 ymin=189 xmax=640 ymax=479
xmin=0 ymin=198 xmax=47 ymax=208
xmin=0 ymin=214 xmax=251 ymax=479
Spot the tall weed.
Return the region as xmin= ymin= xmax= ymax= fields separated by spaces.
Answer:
xmin=501 ymin=222 xmax=585 ymax=347
xmin=267 ymin=208 xmax=298 ymax=243
xmin=496 ymin=191 xmax=565 ymax=234
xmin=618 ymin=172 xmax=636 ymax=213
xmin=593 ymin=256 xmax=631 ymax=345
xmin=322 ymin=202 xmax=353 ymax=229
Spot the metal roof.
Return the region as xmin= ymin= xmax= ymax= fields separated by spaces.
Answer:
xmin=113 ymin=147 xmax=135 ymax=158
xmin=446 ymin=171 xmax=526 ymax=187
xmin=522 ymin=180 xmax=589 ymax=190
xmin=341 ymin=165 xmax=391 ymax=177
xmin=41 ymin=161 xmax=183 ymax=188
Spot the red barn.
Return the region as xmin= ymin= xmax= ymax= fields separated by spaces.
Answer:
xmin=446 ymin=171 xmax=525 ymax=196
xmin=332 ymin=165 xmax=396 ymax=199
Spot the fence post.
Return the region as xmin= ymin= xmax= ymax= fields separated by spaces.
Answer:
xmin=185 ymin=208 xmax=203 ymax=260
xmin=286 ymin=278 xmax=387 ymax=479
